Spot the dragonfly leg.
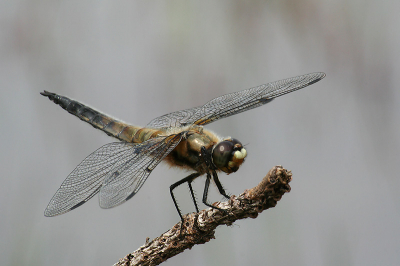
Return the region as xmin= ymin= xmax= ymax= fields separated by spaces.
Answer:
xmin=202 ymin=172 xmax=228 ymax=213
xmin=201 ymin=146 xmax=214 ymax=169
xmin=212 ymin=170 xmax=230 ymax=200
xmin=187 ymin=180 xmax=199 ymax=212
xmin=170 ymin=172 xmax=201 ymax=221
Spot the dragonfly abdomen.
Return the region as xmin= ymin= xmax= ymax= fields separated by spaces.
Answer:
xmin=40 ymin=91 xmax=154 ymax=142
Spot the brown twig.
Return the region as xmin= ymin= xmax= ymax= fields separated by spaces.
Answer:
xmin=113 ymin=165 xmax=292 ymax=266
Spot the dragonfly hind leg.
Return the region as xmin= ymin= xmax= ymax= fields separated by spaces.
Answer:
xmin=202 ymin=172 xmax=228 ymax=214
xmin=187 ymin=181 xmax=199 ymax=213
xmin=170 ymin=172 xmax=201 ymax=221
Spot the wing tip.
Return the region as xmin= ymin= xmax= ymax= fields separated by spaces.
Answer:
xmin=44 ymin=208 xmax=58 ymax=217
xmin=44 ymin=199 xmax=87 ymax=217
xmin=303 ymin=72 xmax=326 ymax=86
xmin=312 ymin=72 xmax=326 ymax=80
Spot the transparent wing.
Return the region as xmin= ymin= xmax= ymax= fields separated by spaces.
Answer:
xmin=146 ymin=106 xmax=202 ymax=128
xmin=99 ymin=134 xmax=182 ymax=209
xmin=147 ymin=72 xmax=325 ymax=128
xmin=44 ymin=135 xmax=182 ymax=216
xmin=44 ymin=142 xmax=135 ymax=217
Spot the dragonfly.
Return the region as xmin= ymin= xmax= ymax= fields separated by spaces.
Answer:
xmin=41 ymin=72 xmax=325 ymax=221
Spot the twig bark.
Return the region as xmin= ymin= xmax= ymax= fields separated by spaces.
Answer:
xmin=113 ymin=165 xmax=292 ymax=266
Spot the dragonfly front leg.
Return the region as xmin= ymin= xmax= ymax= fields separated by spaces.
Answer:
xmin=200 ymin=146 xmax=214 ymax=169
xmin=200 ymin=146 xmax=230 ymax=212
xmin=212 ymin=170 xmax=230 ymax=200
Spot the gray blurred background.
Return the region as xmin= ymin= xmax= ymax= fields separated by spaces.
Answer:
xmin=1 ymin=1 xmax=399 ymax=265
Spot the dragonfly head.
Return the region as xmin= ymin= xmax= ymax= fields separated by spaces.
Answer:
xmin=212 ymin=137 xmax=247 ymax=174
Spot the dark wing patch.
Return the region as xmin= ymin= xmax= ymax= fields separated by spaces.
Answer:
xmin=146 ymin=72 xmax=325 ymax=128
xmin=44 ymin=135 xmax=182 ymax=216
xmin=98 ymin=134 xmax=183 ymax=209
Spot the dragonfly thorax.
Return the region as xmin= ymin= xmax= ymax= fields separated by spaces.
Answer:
xmin=164 ymin=128 xmax=217 ymax=173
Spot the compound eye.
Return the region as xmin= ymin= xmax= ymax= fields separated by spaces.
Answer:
xmin=212 ymin=141 xmax=235 ymax=170
xmin=212 ymin=138 xmax=247 ymax=174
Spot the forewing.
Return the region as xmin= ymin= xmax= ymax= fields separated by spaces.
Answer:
xmin=192 ymin=72 xmax=326 ymax=125
xmin=44 ymin=142 xmax=136 ymax=217
xmin=99 ymin=134 xmax=183 ymax=209
xmin=146 ymin=72 xmax=325 ymax=128
xmin=146 ymin=106 xmax=202 ymax=128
